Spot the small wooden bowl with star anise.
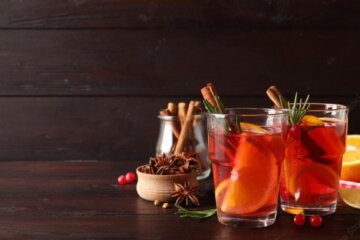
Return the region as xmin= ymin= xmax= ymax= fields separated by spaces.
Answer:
xmin=136 ymin=153 xmax=199 ymax=203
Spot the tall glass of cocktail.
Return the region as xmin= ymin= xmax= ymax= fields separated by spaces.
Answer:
xmin=280 ymin=103 xmax=348 ymax=215
xmin=208 ymin=108 xmax=287 ymax=227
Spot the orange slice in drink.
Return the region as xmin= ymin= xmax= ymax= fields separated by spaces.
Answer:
xmin=305 ymin=123 xmax=345 ymax=157
xmin=240 ymin=122 xmax=269 ymax=134
xmin=341 ymin=135 xmax=360 ymax=182
xmin=234 ymin=134 xmax=276 ymax=170
xmin=287 ymin=162 xmax=339 ymax=202
xmin=301 ymin=115 xmax=324 ymax=126
xmin=219 ymin=166 xmax=278 ymax=215
xmin=215 ymin=178 xmax=230 ymax=200
xmin=218 ymin=137 xmax=278 ymax=215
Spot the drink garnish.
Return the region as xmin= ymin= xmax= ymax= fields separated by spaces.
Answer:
xmin=201 ymin=83 xmax=225 ymax=114
xmin=201 ymin=83 xmax=240 ymax=133
xmin=301 ymin=115 xmax=324 ymax=126
xmin=175 ymin=205 xmax=217 ymax=220
xmin=266 ymin=85 xmax=310 ymax=125
xmin=286 ymin=92 xmax=311 ymax=125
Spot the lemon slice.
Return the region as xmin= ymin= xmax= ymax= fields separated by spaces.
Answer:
xmin=341 ymin=135 xmax=360 ymax=182
xmin=339 ymin=188 xmax=360 ymax=209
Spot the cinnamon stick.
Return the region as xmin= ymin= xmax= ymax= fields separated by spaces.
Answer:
xmin=178 ymin=102 xmax=187 ymax=127
xmin=194 ymin=101 xmax=202 ymax=114
xmin=167 ymin=102 xmax=177 ymax=116
xmin=201 ymin=83 xmax=225 ymax=112
xmin=159 ymin=109 xmax=171 ymax=116
xmin=266 ymin=85 xmax=284 ymax=108
xmin=175 ymin=101 xmax=195 ymax=154
xmin=159 ymin=107 xmax=180 ymax=139
xmin=201 ymin=86 xmax=217 ymax=110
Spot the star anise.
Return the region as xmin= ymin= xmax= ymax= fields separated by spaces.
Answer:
xmin=144 ymin=153 xmax=198 ymax=175
xmin=171 ymin=181 xmax=200 ymax=207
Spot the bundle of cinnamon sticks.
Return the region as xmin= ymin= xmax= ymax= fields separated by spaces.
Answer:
xmin=159 ymin=101 xmax=202 ymax=155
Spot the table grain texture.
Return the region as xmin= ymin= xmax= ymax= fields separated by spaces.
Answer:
xmin=0 ymin=161 xmax=359 ymax=239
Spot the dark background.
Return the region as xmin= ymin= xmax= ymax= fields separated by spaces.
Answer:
xmin=0 ymin=0 xmax=359 ymax=161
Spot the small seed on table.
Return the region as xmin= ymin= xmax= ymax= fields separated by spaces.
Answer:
xmin=154 ymin=200 xmax=161 ymax=206
xmin=162 ymin=203 xmax=169 ymax=209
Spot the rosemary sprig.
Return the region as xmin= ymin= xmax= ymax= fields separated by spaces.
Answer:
xmin=175 ymin=205 xmax=217 ymax=220
xmin=283 ymin=92 xmax=310 ymax=125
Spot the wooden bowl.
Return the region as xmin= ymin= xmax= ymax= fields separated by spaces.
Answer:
xmin=136 ymin=165 xmax=198 ymax=202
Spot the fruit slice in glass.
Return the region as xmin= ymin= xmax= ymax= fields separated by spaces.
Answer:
xmin=302 ymin=117 xmax=345 ymax=157
xmin=216 ymin=135 xmax=278 ymax=215
xmin=287 ymin=162 xmax=339 ymax=204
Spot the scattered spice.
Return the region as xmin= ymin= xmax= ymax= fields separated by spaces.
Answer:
xmin=162 ymin=203 xmax=170 ymax=209
xmin=171 ymin=181 xmax=200 ymax=207
xmin=154 ymin=200 xmax=161 ymax=206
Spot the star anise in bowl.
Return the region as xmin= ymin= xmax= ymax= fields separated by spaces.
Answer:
xmin=142 ymin=153 xmax=198 ymax=175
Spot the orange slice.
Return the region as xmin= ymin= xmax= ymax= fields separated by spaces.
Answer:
xmin=218 ymin=136 xmax=278 ymax=215
xmin=301 ymin=115 xmax=324 ymax=126
xmin=305 ymin=124 xmax=345 ymax=156
xmin=233 ymin=134 xmax=277 ymax=170
xmin=287 ymin=162 xmax=339 ymax=201
xmin=215 ymin=178 xmax=230 ymax=200
xmin=240 ymin=122 xmax=269 ymax=134
xmin=341 ymin=135 xmax=360 ymax=182
xmin=220 ymin=166 xmax=278 ymax=215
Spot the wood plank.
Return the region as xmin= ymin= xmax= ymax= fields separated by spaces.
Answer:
xmin=0 ymin=29 xmax=359 ymax=96
xmin=0 ymin=161 xmax=359 ymax=239
xmin=0 ymin=96 xmax=358 ymax=161
xmin=0 ymin=0 xmax=359 ymax=29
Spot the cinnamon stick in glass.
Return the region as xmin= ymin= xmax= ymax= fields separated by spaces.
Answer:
xmin=175 ymin=101 xmax=195 ymax=154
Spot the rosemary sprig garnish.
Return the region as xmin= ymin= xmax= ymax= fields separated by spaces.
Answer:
xmin=282 ymin=92 xmax=310 ymax=125
xmin=175 ymin=205 xmax=217 ymax=220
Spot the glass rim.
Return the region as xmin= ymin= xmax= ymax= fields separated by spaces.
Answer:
xmin=207 ymin=107 xmax=287 ymax=118
xmin=286 ymin=102 xmax=348 ymax=113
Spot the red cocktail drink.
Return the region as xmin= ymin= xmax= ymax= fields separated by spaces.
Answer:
xmin=207 ymin=108 xmax=287 ymax=227
xmin=280 ymin=104 xmax=348 ymax=215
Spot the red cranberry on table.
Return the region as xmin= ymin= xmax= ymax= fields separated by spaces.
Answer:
xmin=125 ymin=171 xmax=136 ymax=183
xmin=309 ymin=215 xmax=323 ymax=227
xmin=118 ymin=175 xmax=127 ymax=185
xmin=293 ymin=214 xmax=306 ymax=226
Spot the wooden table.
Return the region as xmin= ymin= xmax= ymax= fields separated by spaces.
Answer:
xmin=1 ymin=161 xmax=359 ymax=239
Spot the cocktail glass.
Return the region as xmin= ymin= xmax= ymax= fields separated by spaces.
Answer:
xmin=280 ymin=103 xmax=348 ymax=215
xmin=207 ymin=108 xmax=287 ymax=227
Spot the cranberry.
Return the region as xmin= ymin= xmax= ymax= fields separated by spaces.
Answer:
xmin=293 ymin=214 xmax=306 ymax=226
xmin=309 ymin=215 xmax=323 ymax=227
xmin=125 ymin=171 xmax=136 ymax=183
xmin=118 ymin=175 xmax=127 ymax=185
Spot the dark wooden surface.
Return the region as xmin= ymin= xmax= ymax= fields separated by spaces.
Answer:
xmin=0 ymin=160 xmax=359 ymax=239
xmin=0 ymin=1 xmax=359 ymax=161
